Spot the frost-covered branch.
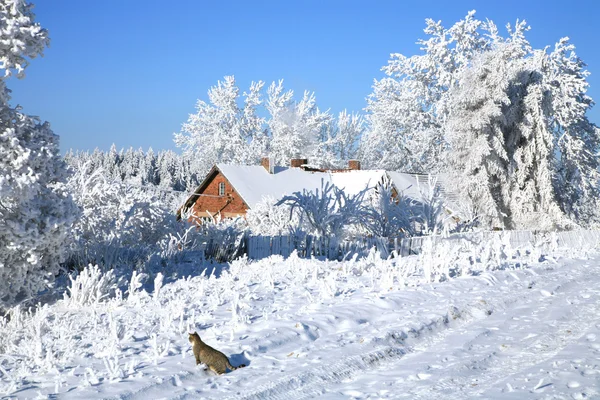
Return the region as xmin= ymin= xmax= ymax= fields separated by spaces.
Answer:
xmin=276 ymin=180 xmax=370 ymax=238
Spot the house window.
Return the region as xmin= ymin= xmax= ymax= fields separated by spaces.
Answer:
xmin=219 ymin=182 xmax=226 ymax=196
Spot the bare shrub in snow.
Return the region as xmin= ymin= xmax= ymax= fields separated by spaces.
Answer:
xmin=276 ymin=180 xmax=370 ymax=238
xmin=415 ymin=175 xmax=453 ymax=235
xmin=415 ymin=232 xmax=517 ymax=282
xmin=63 ymin=264 xmax=116 ymax=308
xmin=361 ymin=175 xmax=415 ymax=237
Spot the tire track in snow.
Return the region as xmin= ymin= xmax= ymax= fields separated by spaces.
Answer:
xmin=234 ymin=346 xmax=409 ymax=400
xmin=419 ymin=266 xmax=600 ymax=399
xmin=225 ymin=298 xmax=505 ymax=400
xmin=235 ymin=261 xmax=589 ymax=400
xmin=372 ymin=260 xmax=600 ymax=400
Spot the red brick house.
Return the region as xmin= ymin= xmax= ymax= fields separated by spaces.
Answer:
xmin=177 ymin=164 xmax=249 ymax=221
xmin=178 ymin=158 xmax=456 ymax=222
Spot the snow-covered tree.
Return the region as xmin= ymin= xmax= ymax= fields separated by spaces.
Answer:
xmin=102 ymin=144 xmax=121 ymax=180
xmin=444 ymin=42 xmax=521 ymax=229
xmin=365 ymin=11 xmax=600 ymax=229
xmin=266 ymin=80 xmax=332 ymax=166
xmin=245 ymin=196 xmax=304 ymax=236
xmin=65 ymin=147 xmax=202 ymax=193
xmin=0 ymin=0 xmax=77 ymax=307
xmin=546 ymin=39 xmax=600 ymax=225
xmin=312 ymin=110 xmax=364 ymax=169
xmin=446 ymin=31 xmax=599 ymax=229
xmin=175 ymin=76 xmax=355 ymax=172
xmin=0 ymin=0 xmax=49 ymax=80
xmin=333 ymin=111 xmax=364 ymax=162
xmin=174 ymin=76 xmax=267 ymax=176
xmin=363 ymin=11 xmax=490 ymax=172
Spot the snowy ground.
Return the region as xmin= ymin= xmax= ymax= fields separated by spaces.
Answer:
xmin=1 ymin=241 xmax=599 ymax=399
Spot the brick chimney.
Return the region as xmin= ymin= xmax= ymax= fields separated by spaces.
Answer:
xmin=290 ymin=158 xmax=308 ymax=168
xmin=261 ymin=157 xmax=273 ymax=173
xmin=348 ymin=160 xmax=361 ymax=170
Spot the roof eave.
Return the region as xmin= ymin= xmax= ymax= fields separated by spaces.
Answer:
xmin=178 ymin=165 xmax=221 ymax=219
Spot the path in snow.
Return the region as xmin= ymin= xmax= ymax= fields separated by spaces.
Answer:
xmin=105 ymin=255 xmax=600 ymax=400
xmin=323 ymin=258 xmax=600 ymax=399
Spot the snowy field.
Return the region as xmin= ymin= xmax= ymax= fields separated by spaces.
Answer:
xmin=1 ymin=241 xmax=600 ymax=399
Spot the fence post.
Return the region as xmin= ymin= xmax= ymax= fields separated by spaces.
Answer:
xmin=306 ymin=235 xmax=313 ymax=258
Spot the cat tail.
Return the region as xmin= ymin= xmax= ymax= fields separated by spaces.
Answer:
xmin=228 ymin=362 xmax=246 ymax=371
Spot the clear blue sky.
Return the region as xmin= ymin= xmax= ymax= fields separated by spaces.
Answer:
xmin=7 ymin=0 xmax=600 ymax=153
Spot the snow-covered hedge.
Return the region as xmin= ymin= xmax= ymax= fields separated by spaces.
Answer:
xmin=65 ymin=161 xmax=181 ymax=271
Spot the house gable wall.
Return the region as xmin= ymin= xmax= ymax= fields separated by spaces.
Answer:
xmin=190 ymin=170 xmax=249 ymax=220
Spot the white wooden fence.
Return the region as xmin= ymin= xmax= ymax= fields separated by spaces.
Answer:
xmin=244 ymin=235 xmax=389 ymax=261
xmin=200 ymin=230 xmax=600 ymax=263
xmin=393 ymin=229 xmax=600 ymax=256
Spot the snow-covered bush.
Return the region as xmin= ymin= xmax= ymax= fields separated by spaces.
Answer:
xmin=245 ymin=195 xmax=304 ymax=236
xmin=450 ymin=200 xmax=481 ymax=233
xmin=0 ymin=0 xmax=77 ymax=308
xmin=195 ymin=215 xmax=247 ymax=261
xmin=361 ymin=175 xmax=415 ymax=237
xmin=63 ymin=264 xmax=116 ymax=308
xmin=415 ymin=175 xmax=453 ymax=235
xmin=276 ymin=180 xmax=370 ymax=238
xmin=65 ymin=161 xmax=179 ymax=270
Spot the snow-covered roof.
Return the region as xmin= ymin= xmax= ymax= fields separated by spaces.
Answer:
xmin=217 ymin=164 xmax=330 ymax=208
xmin=387 ymin=171 xmax=425 ymax=200
xmin=329 ymin=170 xmax=385 ymax=196
xmin=217 ymin=165 xmax=435 ymax=208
